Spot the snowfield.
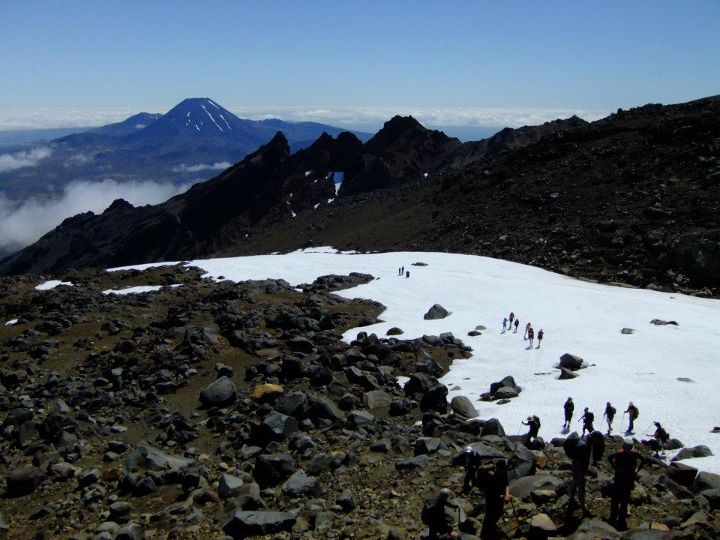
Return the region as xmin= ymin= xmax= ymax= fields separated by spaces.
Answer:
xmin=121 ymin=249 xmax=720 ymax=473
xmin=35 ymin=280 xmax=73 ymax=291
xmin=101 ymin=285 xmax=181 ymax=295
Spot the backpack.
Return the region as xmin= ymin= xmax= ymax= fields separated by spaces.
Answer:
xmin=608 ymin=406 xmax=617 ymax=417
xmin=563 ymin=432 xmax=580 ymax=459
xmin=533 ymin=416 xmax=541 ymax=430
xmin=630 ymin=406 xmax=639 ymax=419
xmin=658 ymin=428 xmax=670 ymax=443
xmin=585 ymin=412 xmax=594 ymax=423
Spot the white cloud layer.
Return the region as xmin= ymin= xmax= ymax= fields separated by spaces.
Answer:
xmin=171 ymin=162 xmax=231 ymax=173
xmin=0 ymin=105 xmax=611 ymax=132
xmin=0 ymin=179 xmax=188 ymax=253
xmin=0 ymin=147 xmax=53 ymax=172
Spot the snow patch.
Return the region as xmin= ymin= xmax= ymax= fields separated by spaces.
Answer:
xmin=35 ymin=280 xmax=73 ymax=291
xmin=167 ymin=249 xmax=720 ymax=474
xmin=101 ymin=284 xmax=180 ymax=295
xmin=5 ymin=319 xmax=18 ymax=326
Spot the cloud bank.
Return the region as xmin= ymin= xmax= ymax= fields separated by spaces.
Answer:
xmin=171 ymin=162 xmax=231 ymax=173
xmin=0 ymin=104 xmax=611 ymax=132
xmin=0 ymin=147 xmax=53 ymax=172
xmin=0 ymin=179 xmax=188 ymax=253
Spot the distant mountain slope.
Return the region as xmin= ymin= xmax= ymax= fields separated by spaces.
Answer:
xmin=3 ymin=95 xmax=719 ymax=296
xmin=0 ymin=98 xmax=370 ymax=200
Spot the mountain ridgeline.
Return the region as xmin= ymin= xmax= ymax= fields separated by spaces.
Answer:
xmin=0 ymin=98 xmax=370 ymax=200
xmin=2 ymin=96 xmax=719 ymax=296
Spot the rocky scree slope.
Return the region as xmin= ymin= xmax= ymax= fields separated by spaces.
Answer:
xmin=1 ymin=267 xmax=719 ymax=538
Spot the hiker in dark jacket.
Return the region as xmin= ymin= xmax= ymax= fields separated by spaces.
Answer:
xmin=522 ymin=415 xmax=541 ymax=445
xmin=652 ymin=422 xmax=670 ymax=457
xmin=588 ymin=430 xmax=606 ymax=466
xmin=564 ymin=432 xmax=591 ymax=517
xmin=563 ymin=397 xmax=574 ymax=430
xmin=536 ymin=329 xmax=544 ymax=348
xmin=604 ymin=402 xmax=617 ymax=434
xmin=608 ymin=438 xmax=648 ymax=531
xmin=513 ymin=318 xmax=520 ymax=333
xmin=421 ymin=488 xmax=456 ymax=539
xmin=580 ymin=408 xmax=594 ymax=436
xmin=625 ymin=402 xmax=639 ymax=433
xmin=476 ymin=460 xmax=511 ymax=540
xmin=527 ymin=326 xmax=535 ymax=348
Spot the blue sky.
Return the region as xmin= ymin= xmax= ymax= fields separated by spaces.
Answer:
xmin=1 ymin=1 xmax=718 ymax=129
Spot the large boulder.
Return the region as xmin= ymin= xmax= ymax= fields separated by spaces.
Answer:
xmin=274 ymin=391 xmax=309 ymax=417
xmin=667 ymin=462 xmax=698 ymax=489
xmin=5 ymin=465 xmax=44 ymax=497
xmin=223 ymin=510 xmax=297 ymax=537
xmin=672 ymin=445 xmax=713 ymax=461
xmin=481 ymin=418 xmax=506 ymax=437
xmin=423 ymin=304 xmax=450 ymax=320
xmin=509 ymin=475 xmax=562 ymax=500
xmin=489 ymin=376 xmax=520 ymax=396
xmin=559 ymin=353 xmax=584 ymax=371
xmin=450 ymin=395 xmax=478 ymax=419
xmin=218 ymin=474 xmax=245 ymax=499
xmin=404 ymin=373 xmax=439 ymax=397
xmin=258 ymin=412 xmax=298 ymax=442
xmin=695 ymin=471 xmax=720 ymax=493
xmin=306 ymin=396 xmax=345 ymax=423
xmin=199 ymin=376 xmax=237 ymax=407
xmin=281 ymin=470 xmax=320 ymax=498
xmin=362 ymin=390 xmax=392 ymax=410
xmin=253 ymin=453 xmax=296 ymax=488
xmin=124 ymin=444 xmax=193 ymax=472
xmin=420 ymin=383 xmax=448 ymax=413
xmin=250 ymin=383 xmax=284 ymax=402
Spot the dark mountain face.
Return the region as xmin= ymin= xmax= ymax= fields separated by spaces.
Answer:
xmin=3 ymin=95 xmax=719 ymax=296
xmin=0 ymin=98 xmax=370 ymax=200
xmin=339 ymin=116 xmax=461 ymax=196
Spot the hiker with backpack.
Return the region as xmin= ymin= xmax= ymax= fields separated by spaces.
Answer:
xmin=421 ymin=488 xmax=457 ymax=539
xmin=522 ymin=415 xmax=541 ymax=445
xmin=588 ymin=430 xmax=606 ymax=466
xmin=527 ymin=325 xmax=535 ymax=348
xmin=502 ymin=317 xmax=508 ymax=333
xmin=652 ymin=422 xmax=670 ymax=457
xmin=563 ymin=397 xmax=574 ymax=430
xmin=536 ymin=329 xmax=544 ymax=348
xmin=513 ymin=318 xmax=520 ymax=333
xmin=579 ymin=407 xmax=594 ymax=436
xmin=523 ymin=322 xmax=531 ymax=340
xmin=604 ymin=402 xmax=617 ymax=434
xmin=608 ymin=438 xmax=648 ymax=531
xmin=625 ymin=402 xmax=639 ymax=433
xmin=509 ymin=312 xmax=515 ymax=329
xmin=474 ymin=459 xmax=512 ymax=540
xmin=564 ymin=432 xmax=591 ymax=517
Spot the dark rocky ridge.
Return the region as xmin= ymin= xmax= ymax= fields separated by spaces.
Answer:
xmin=2 ymin=96 xmax=720 ymax=296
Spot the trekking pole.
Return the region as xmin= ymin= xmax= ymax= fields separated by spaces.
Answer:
xmin=642 ymin=422 xmax=654 ymax=436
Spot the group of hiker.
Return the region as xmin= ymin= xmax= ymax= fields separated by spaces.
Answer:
xmin=564 ymin=398 xmax=644 ymax=438
xmin=423 ymin=396 xmax=672 ymax=538
xmin=398 ymin=266 xmax=409 ymax=278
xmin=501 ymin=311 xmax=544 ymax=349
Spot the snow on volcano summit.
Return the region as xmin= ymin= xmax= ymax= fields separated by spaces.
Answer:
xmin=115 ymin=249 xmax=720 ymax=473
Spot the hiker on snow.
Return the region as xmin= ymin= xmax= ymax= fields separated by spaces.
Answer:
xmin=522 ymin=415 xmax=541 ymax=445
xmin=527 ymin=325 xmax=535 ymax=348
xmin=406 ymin=270 xmax=410 ymax=278
xmin=421 ymin=488 xmax=457 ymax=539
xmin=564 ymin=432 xmax=591 ymax=517
xmin=502 ymin=317 xmax=508 ymax=333
xmin=513 ymin=318 xmax=520 ymax=333
xmin=523 ymin=322 xmax=531 ymax=340
xmin=475 ymin=459 xmax=512 ymax=540
xmin=608 ymin=438 xmax=648 ymax=531
xmin=604 ymin=402 xmax=617 ymax=434
xmin=509 ymin=312 xmax=515 ymax=328
xmin=580 ymin=407 xmax=594 ymax=436
xmin=625 ymin=402 xmax=639 ymax=433
xmin=563 ymin=397 xmax=574 ymax=430
xmin=652 ymin=422 xmax=670 ymax=457
xmin=536 ymin=329 xmax=544 ymax=348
